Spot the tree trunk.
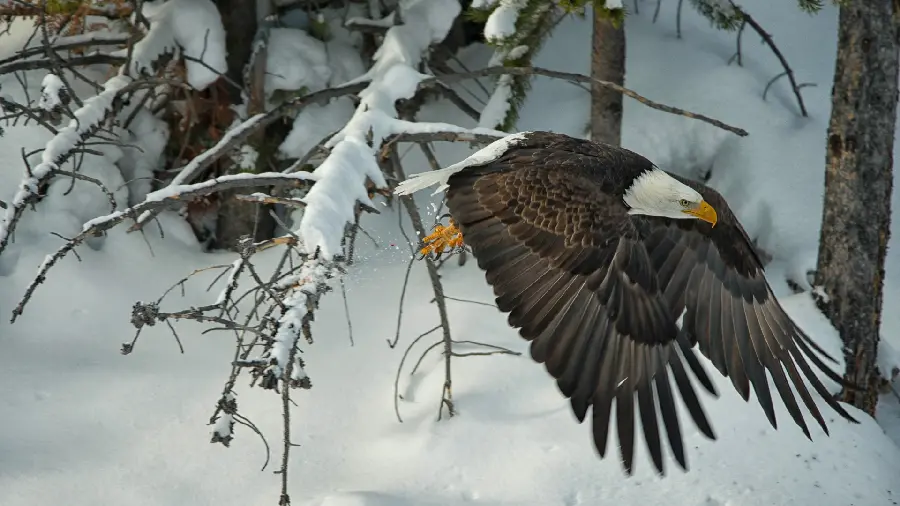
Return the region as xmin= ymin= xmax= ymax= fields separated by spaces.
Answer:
xmin=213 ymin=0 xmax=277 ymax=250
xmin=814 ymin=0 xmax=899 ymax=416
xmin=215 ymin=0 xmax=257 ymax=105
xmin=590 ymin=11 xmax=626 ymax=146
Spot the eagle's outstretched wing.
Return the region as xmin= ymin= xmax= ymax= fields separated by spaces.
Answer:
xmin=446 ymin=146 xmax=718 ymax=474
xmin=444 ymin=143 xmax=856 ymax=475
xmin=645 ymin=179 xmax=856 ymax=436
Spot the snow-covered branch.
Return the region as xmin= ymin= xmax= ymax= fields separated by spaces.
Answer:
xmin=0 ymin=74 xmax=132 ymax=256
xmin=125 ymin=0 xmax=226 ymax=89
xmin=11 ymin=171 xmax=318 ymax=323
xmin=291 ymin=0 xmax=465 ymax=259
xmin=9 ymin=56 xmax=749 ymax=320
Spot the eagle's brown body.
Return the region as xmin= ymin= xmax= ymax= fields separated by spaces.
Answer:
xmin=408 ymin=131 xmax=856 ymax=475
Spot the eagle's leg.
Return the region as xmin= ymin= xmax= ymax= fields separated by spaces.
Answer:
xmin=419 ymin=217 xmax=465 ymax=259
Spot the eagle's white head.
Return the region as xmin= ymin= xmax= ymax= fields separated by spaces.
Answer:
xmin=623 ymin=167 xmax=718 ymax=226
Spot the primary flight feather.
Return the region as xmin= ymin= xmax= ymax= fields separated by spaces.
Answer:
xmin=394 ymin=131 xmax=857 ymax=475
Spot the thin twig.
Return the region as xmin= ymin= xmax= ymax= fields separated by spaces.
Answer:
xmin=388 ymin=255 xmax=416 ymax=349
xmin=442 ymin=296 xmax=496 ymax=308
xmin=393 ymin=325 xmax=441 ymax=423
xmin=728 ymin=19 xmax=747 ymax=66
xmin=390 ymin=145 xmax=456 ymax=420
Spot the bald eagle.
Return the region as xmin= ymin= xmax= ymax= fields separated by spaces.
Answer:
xmin=394 ymin=131 xmax=857 ymax=475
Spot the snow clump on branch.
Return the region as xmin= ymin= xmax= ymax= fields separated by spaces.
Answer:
xmin=292 ymin=0 xmax=464 ymax=259
xmin=125 ymin=0 xmax=227 ymax=90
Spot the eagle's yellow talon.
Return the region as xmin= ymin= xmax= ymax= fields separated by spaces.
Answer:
xmin=419 ymin=220 xmax=464 ymax=259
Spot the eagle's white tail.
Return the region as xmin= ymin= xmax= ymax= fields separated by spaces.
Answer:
xmin=393 ymin=166 xmax=463 ymax=196
xmin=393 ymin=131 xmax=532 ymax=197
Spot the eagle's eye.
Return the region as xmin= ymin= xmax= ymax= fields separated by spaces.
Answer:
xmin=678 ymin=199 xmax=691 ymax=208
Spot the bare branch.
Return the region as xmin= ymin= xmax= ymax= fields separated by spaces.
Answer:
xmin=0 ymin=32 xmax=131 ymax=67
xmin=393 ymin=325 xmax=441 ymax=423
xmin=435 ymin=66 xmax=749 ymax=136
xmin=10 ymin=172 xmax=320 ymax=322
xmin=737 ymin=8 xmax=809 ymax=117
xmin=0 ymin=52 xmax=127 ymax=76
xmin=390 ymin=145 xmax=456 ymax=420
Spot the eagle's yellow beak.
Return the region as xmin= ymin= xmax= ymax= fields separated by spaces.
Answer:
xmin=683 ymin=200 xmax=718 ymax=227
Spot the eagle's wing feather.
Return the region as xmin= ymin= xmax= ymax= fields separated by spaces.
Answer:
xmin=446 ymin=151 xmax=717 ymax=475
xmin=641 ymin=182 xmax=858 ymax=437
xmin=444 ymin=138 xmax=855 ymax=476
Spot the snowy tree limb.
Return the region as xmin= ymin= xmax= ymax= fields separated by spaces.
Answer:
xmin=128 ymin=80 xmax=371 ymax=229
xmin=10 ymin=172 xmax=321 ymax=323
xmin=6 ymin=57 xmax=749 ymax=318
xmin=119 ymin=232 xmax=330 ymax=484
xmin=126 ymin=60 xmax=746 ymax=250
xmin=0 ymin=74 xmax=135 ymax=257
xmin=0 ymin=71 xmax=213 ymax=258
xmin=0 ymin=95 xmax=61 ymax=132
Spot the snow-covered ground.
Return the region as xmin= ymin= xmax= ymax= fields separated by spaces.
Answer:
xmin=2 ymin=1 xmax=900 ymax=505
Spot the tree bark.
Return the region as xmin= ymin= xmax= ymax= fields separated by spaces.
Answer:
xmin=213 ymin=0 xmax=277 ymax=250
xmin=215 ymin=0 xmax=257 ymax=105
xmin=814 ymin=0 xmax=899 ymax=416
xmin=590 ymin=11 xmax=626 ymax=146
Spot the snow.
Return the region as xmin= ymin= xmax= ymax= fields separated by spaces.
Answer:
xmin=114 ymin=108 xmax=170 ymax=206
xmin=38 ymin=73 xmax=64 ymax=111
xmin=130 ymin=0 xmax=227 ymax=90
xmin=264 ymin=28 xmax=333 ymax=95
xmin=479 ymin=43 xmax=528 ymax=129
xmin=216 ymin=259 xmax=245 ymax=305
xmin=271 ymin=17 xmax=367 ymax=160
xmin=2 ymin=1 xmax=900 ymax=506
xmin=278 ymin=99 xmax=356 ymax=159
xmin=478 ymin=74 xmax=514 ymax=128
xmin=471 ymin=0 xmax=500 ymax=10
xmin=211 ymin=391 xmax=237 ymax=443
xmin=236 ymin=145 xmax=260 ymax=172
xmin=483 ymin=0 xmax=525 ymax=42
xmin=356 ymin=0 xmax=461 ymax=84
